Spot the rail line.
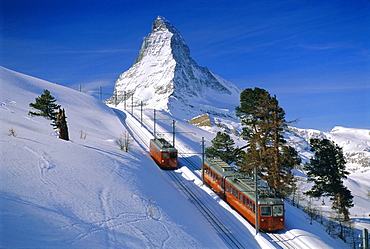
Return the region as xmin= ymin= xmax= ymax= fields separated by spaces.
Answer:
xmin=115 ymin=109 xmax=247 ymax=248
xmin=166 ymin=170 xmax=245 ymax=249
xmin=114 ymin=108 xmax=322 ymax=249
xmin=267 ymin=232 xmax=297 ymax=249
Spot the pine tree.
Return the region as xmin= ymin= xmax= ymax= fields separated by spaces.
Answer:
xmin=28 ymin=89 xmax=60 ymax=120
xmin=304 ymin=138 xmax=353 ymax=220
xmin=29 ymin=90 xmax=69 ymax=141
xmin=235 ymin=87 xmax=300 ymax=197
xmin=205 ymin=132 xmax=235 ymax=164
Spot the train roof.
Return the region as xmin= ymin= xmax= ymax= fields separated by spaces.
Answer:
xmin=150 ymin=138 xmax=177 ymax=152
xmin=205 ymin=157 xmax=283 ymax=205
xmin=227 ymin=177 xmax=283 ymax=204
xmin=205 ymin=158 xmax=235 ymax=176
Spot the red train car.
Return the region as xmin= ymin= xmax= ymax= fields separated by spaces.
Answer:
xmin=149 ymin=138 xmax=178 ymax=169
xmin=203 ymin=158 xmax=284 ymax=231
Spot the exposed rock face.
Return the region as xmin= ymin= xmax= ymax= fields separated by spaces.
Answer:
xmin=107 ymin=16 xmax=241 ymax=120
xmin=188 ymin=114 xmax=212 ymax=127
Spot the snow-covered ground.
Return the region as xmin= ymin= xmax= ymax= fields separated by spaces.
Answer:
xmin=0 ymin=67 xmax=225 ymax=248
xmin=1 ymin=66 xmax=368 ymax=248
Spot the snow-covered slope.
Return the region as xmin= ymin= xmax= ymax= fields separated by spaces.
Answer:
xmin=286 ymin=125 xmax=370 ymax=234
xmin=287 ymin=126 xmax=370 ymax=172
xmin=0 ymin=66 xmax=226 ymax=248
xmin=3 ymin=66 xmax=365 ymax=248
xmin=107 ymin=16 xmax=241 ymax=120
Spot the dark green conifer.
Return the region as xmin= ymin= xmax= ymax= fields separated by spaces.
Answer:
xmin=28 ymin=90 xmax=69 ymax=141
xmin=304 ymin=138 xmax=353 ymax=220
xmin=28 ymin=89 xmax=60 ymax=120
xmin=236 ymin=87 xmax=300 ymax=197
xmin=206 ymin=132 xmax=235 ymax=164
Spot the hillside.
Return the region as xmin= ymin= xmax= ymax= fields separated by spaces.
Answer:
xmin=0 ymin=67 xmax=226 ymax=248
xmin=2 ymin=66 xmax=368 ymax=248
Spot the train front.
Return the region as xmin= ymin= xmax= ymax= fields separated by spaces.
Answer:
xmin=162 ymin=147 xmax=178 ymax=169
xmin=258 ymin=197 xmax=285 ymax=231
xmin=149 ymin=138 xmax=178 ymax=169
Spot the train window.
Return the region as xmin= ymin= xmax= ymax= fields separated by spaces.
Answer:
xmin=231 ymin=188 xmax=238 ymax=198
xmin=162 ymin=153 xmax=169 ymax=158
xmin=260 ymin=206 xmax=272 ymax=216
xmin=170 ymin=152 xmax=177 ymax=158
xmin=273 ymin=205 xmax=284 ymax=216
xmin=243 ymin=196 xmax=249 ymax=206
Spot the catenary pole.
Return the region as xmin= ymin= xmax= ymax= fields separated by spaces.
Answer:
xmin=153 ymin=109 xmax=156 ymax=139
xmin=202 ymin=137 xmax=205 ymax=185
xmin=255 ymin=167 xmax=259 ymax=235
xmin=140 ymin=101 xmax=143 ymax=126
xmin=172 ymin=120 xmax=176 ymax=147
xmin=124 ymin=91 xmax=126 ymax=111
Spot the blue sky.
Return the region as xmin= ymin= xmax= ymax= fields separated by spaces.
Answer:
xmin=1 ymin=0 xmax=369 ymax=131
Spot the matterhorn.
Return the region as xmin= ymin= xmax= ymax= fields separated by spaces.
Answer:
xmin=107 ymin=16 xmax=241 ymax=120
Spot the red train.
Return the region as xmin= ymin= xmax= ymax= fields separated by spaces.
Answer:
xmin=149 ymin=138 xmax=178 ymax=169
xmin=203 ymin=158 xmax=284 ymax=231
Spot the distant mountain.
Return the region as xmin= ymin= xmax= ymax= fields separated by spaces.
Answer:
xmin=105 ymin=16 xmax=370 ymax=173
xmin=287 ymin=126 xmax=370 ymax=171
xmin=106 ymin=16 xmax=241 ymax=120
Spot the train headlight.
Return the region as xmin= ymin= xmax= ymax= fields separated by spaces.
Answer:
xmin=162 ymin=160 xmax=164 ymax=163
xmin=261 ymin=219 xmax=265 ymax=222
xmin=280 ymin=218 xmax=284 ymax=222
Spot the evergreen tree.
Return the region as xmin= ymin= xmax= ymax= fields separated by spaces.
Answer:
xmin=235 ymin=87 xmax=300 ymax=197
xmin=304 ymin=138 xmax=353 ymax=220
xmin=28 ymin=90 xmax=69 ymax=141
xmin=205 ymin=132 xmax=235 ymax=164
xmin=29 ymin=89 xmax=60 ymax=120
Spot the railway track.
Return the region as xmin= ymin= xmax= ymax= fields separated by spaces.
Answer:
xmin=115 ymin=109 xmax=247 ymax=248
xmin=267 ymin=232 xmax=298 ymax=249
xmin=114 ymin=108 xmax=323 ymax=249
xmin=166 ymin=170 xmax=245 ymax=249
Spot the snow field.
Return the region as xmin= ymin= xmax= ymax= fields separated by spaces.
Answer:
xmin=0 ymin=67 xmax=226 ymax=248
xmin=2 ymin=66 xmax=367 ymax=248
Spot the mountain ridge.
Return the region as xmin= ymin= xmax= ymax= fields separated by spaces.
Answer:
xmin=107 ymin=16 xmax=241 ymax=120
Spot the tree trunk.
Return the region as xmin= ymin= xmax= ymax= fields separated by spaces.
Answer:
xmin=56 ymin=108 xmax=69 ymax=141
xmin=273 ymin=110 xmax=280 ymax=193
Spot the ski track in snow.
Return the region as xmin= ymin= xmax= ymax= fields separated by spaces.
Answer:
xmin=23 ymin=146 xmax=55 ymax=175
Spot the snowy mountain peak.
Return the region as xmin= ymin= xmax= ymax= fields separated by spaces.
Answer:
xmin=107 ymin=16 xmax=241 ymax=120
xmin=152 ymin=16 xmax=177 ymax=33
